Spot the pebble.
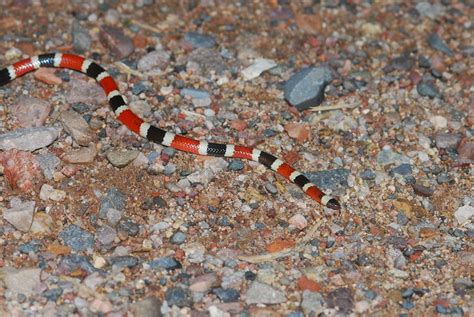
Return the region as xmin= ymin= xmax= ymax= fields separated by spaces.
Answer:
xmin=60 ymin=254 xmax=97 ymax=274
xmin=165 ymin=287 xmax=192 ymax=307
xmin=427 ymin=33 xmax=453 ymax=56
xmin=264 ymin=182 xmax=278 ymax=194
xmin=1 ymin=267 xmax=41 ymax=295
xmin=106 ymin=150 xmax=140 ymax=168
xmin=389 ymin=164 xmax=412 ymax=177
xmin=326 ymin=288 xmax=354 ymax=314
xmin=228 ymin=160 xmax=244 ymax=171
xmin=412 ymin=183 xmax=434 ymax=197
xmin=214 ymin=288 xmax=240 ymax=303
xmin=180 ymin=88 xmax=210 ymax=100
xmin=109 ymin=256 xmax=140 ymax=268
xmin=42 ymin=288 xmax=63 ymax=302
xmin=376 ymin=148 xmax=410 ymax=166
xmin=36 ymin=151 xmax=61 ymax=180
xmin=99 ymin=25 xmax=134 ymax=59
xmin=39 ymin=184 xmax=66 ymax=202
xmin=131 ymin=296 xmax=163 ymax=317
xmin=360 ymin=169 xmax=376 ymax=180
xmin=11 ymin=96 xmax=51 ymax=128
xmin=288 ymin=214 xmax=308 ymax=230
xmin=188 ymin=48 xmax=227 ymax=76
xmin=170 ymin=231 xmax=187 ymax=244
xmin=301 ymin=290 xmax=324 ymax=315
xmin=306 ymin=168 xmax=350 ymax=190
xmin=3 ymin=197 xmax=35 ymax=232
xmin=66 ymin=80 xmax=105 ymax=107
xmin=60 ymin=110 xmax=96 ymax=146
xmin=99 ymin=188 xmax=126 ymax=219
xmin=430 ymin=115 xmax=448 ymax=129
xmin=59 ymin=225 xmax=95 ymax=252
xmin=184 ymin=32 xmax=216 ymax=49
xmin=284 ymin=66 xmax=332 ymax=111
xmin=137 ymin=50 xmax=170 ymax=73
xmin=417 ymin=80 xmax=440 ymax=98
xmin=245 ymin=281 xmax=286 ymax=304
xmin=453 ymin=205 xmax=473 ymax=225
xmin=416 ymin=2 xmax=444 ymax=19
xmin=435 ymin=133 xmax=461 ymax=149
xmin=96 ymin=225 xmax=117 ymax=245
xmin=72 ymin=20 xmax=92 ymax=53
xmin=149 ymin=257 xmax=182 ymax=270
xmin=61 ymin=144 xmax=97 ymax=164
xmin=241 ymin=58 xmax=277 ymax=80
xmin=0 ymin=127 xmax=59 ymax=151
xmin=117 ymin=218 xmax=139 ymax=236
xmin=106 ymin=208 xmax=123 ymax=226
xmin=189 ymin=273 xmax=217 ymax=292
xmin=19 ymin=240 xmax=42 ymax=254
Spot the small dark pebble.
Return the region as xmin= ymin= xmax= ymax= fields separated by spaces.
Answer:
xmin=42 ymin=288 xmax=63 ymax=302
xmin=326 ymin=238 xmax=335 ymax=248
xmin=218 ymin=216 xmax=232 ymax=227
xmin=412 ymin=183 xmax=434 ymax=197
xmin=165 ymin=287 xmax=192 ymax=308
xmin=162 ymin=147 xmax=176 ymax=158
xmin=141 ymin=196 xmax=168 ymax=210
xmin=360 ymin=169 xmax=376 ymax=180
xmin=183 ymin=32 xmax=216 ymax=49
xmin=228 ymin=160 xmax=244 ymax=171
xmin=149 ymin=257 xmax=182 ymax=271
xmin=208 ymin=205 xmax=218 ymax=213
xmin=59 ymin=224 xmax=95 ymax=252
xmin=397 ymin=211 xmax=409 ymax=226
xmin=326 ymin=288 xmax=354 ymax=314
xmin=306 ymin=168 xmax=350 ymax=190
xmin=132 ymin=82 xmax=150 ymax=95
xmin=19 ymin=240 xmax=42 ymax=254
xmin=263 ymin=129 xmax=277 ymax=137
xmin=418 ymin=56 xmax=431 ymax=68
xmin=417 ymin=80 xmax=440 ymax=98
xmin=436 ymin=173 xmax=453 ymax=184
xmin=170 ymin=231 xmax=186 ymax=244
xmin=117 ymin=218 xmax=139 ymax=236
xmin=401 ymin=300 xmax=414 ymax=310
xmin=60 ymin=255 xmax=97 ymax=274
xmin=389 ymin=164 xmax=412 ymax=177
xmin=427 ymin=33 xmax=454 ymax=56
xmin=435 ymin=259 xmax=447 ymax=268
xmin=401 ymin=288 xmax=414 ymax=298
xmin=244 ymin=271 xmax=257 ymax=281
xmin=435 ymin=304 xmax=450 ymax=314
xmin=109 ymin=256 xmax=140 ymax=268
xmin=213 ymin=287 xmax=240 ymax=302
xmin=355 ymin=254 xmax=371 ymax=266
xmin=364 ymin=290 xmax=377 ymax=300
xmin=71 ymin=102 xmax=90 ymax=114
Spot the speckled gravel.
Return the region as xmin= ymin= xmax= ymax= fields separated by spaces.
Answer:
xmin=0 ymin=1 xmax=472 ymax=316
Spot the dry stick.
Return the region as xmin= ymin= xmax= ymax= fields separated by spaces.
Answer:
xmin=130 ymin=19 xmax=164 ymax=34
xmin=238 ymin=221 xmax=324 ymax=264
xmin=309 ymin=102 xmax=358 ymax=112
xmin=114 ymin=61 xmax=145 ymax=79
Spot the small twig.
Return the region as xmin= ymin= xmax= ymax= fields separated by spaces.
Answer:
xmin=131 ymin=19 xmax=164 ymax=34
xmin=238 ymin=248 xmax=295 ymax=263
xmin=114 ymin=61 xmax=145 ymax=79
xmin=309 ymin=102 xmax=358 ymax=112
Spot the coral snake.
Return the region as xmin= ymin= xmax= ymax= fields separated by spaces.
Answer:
xmin=0 ymin=53 xmax=340 ymax=210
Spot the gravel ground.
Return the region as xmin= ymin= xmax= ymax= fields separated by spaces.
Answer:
xmin=0 ymin=0 xmax=473 ymax=316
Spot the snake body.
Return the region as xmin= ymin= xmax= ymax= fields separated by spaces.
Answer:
xmin=0 ymin=53 xmax=340 ymax=210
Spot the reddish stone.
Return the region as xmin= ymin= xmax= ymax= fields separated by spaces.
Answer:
xmin=297 ymin=276 xmax=321 ymax=292
xmin=266 ymin=238 xmax=295 ymax=253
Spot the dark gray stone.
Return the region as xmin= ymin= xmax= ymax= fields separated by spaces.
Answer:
xmin=427 ymin=33 xmax=453 ymax=56
xmin=59 ymin=225 xmax=94 ymax=252
xmin=284 ymin=66 xmax=332 ymax=111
